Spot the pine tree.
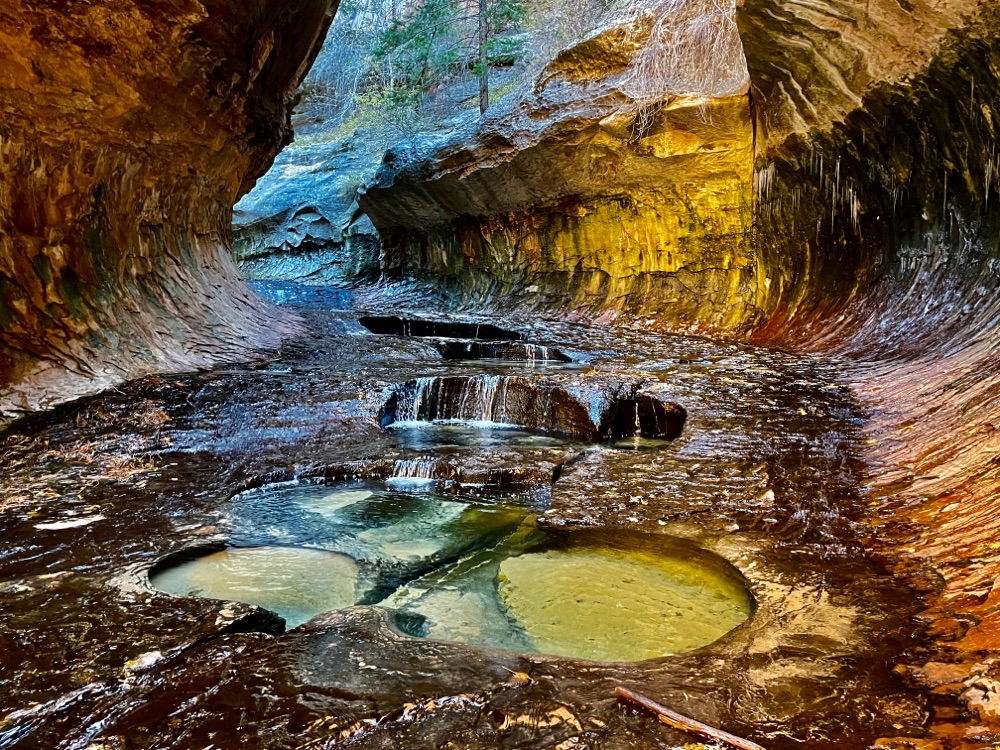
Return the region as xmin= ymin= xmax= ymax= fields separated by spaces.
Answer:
xmin=371 ymin=0 xmax=527 ymax=116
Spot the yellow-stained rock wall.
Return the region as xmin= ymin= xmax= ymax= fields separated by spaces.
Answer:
xmin=375 ymin=96 xmax=757 ymax=332
xmin=360 ymin=2 xmax=759 ymax=334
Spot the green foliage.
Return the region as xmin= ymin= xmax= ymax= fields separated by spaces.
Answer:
xmin=489 ymin=0 xmax=528 ymax=31
xmin=373 ymin=0 xmax=461 ymax=89
xmin=370 ymin=0 xmax=527 ymax=95
xmin=354 ymin=83 xmax=423 ymax=132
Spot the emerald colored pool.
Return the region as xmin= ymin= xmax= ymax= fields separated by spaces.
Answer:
xmin=150 ymin=481 xmax=752 ymax=660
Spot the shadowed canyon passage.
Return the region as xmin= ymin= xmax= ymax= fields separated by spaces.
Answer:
xmin=4 ymin=0 xmax=1000 ymax=748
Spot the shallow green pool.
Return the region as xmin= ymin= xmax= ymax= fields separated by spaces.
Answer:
xmin=150 ymin=481 xmax=752 ymax=659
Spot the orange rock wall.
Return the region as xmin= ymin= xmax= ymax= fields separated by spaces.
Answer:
xmin=0 ymin=0 xmax=335 ymax=416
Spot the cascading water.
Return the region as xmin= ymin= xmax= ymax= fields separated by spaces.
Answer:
xmin=380 ymin=375 xmax=686 ymax=442
xmin=392 ymin=459 xmax=440 ymax=478
xmin=391 ymin=375 xmax=521 ymax=426
xmin=388 ymin=458 xmax=444 ymax=489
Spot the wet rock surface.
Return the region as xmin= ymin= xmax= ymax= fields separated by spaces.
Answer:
xmin=379 ymin=374 xmax=687 ymax=443
xmin=0 ymin=0 xmax=335 ymax=417
xmin=0 ymin=282 xmax=927 ymax=749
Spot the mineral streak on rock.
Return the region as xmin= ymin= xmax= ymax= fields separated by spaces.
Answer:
xmin=359 ymin=0 xmax=759 ymax=334
xmin=0 ymin=0 xmax=336 ymax=417
xmin=737 ymin=0 xmax=1000 ymax=744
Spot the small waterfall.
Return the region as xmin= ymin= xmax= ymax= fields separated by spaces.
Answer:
xmin=390 ymin=375 xmax=520 ymax=426
xmin=389 ymin=376 xmax=445 ymax=424
xmin=380 ymin=375 xmax=602 ymax=439
xmin=387 ymin=457 xmax=443 ymax=489
xmin=392 ymin=459 xmax=439 ymax=478
xmin=464 ymin=374 xmax=510 ymax=424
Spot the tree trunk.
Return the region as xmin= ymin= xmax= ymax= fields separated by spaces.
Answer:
xmin=477 ymin=0 xmax=489 ymax=114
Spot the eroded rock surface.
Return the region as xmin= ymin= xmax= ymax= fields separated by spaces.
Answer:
xmin=0 ymin=0 xmax=335 ymax=418
xmin=736 ymin=0 xmax=1000 ymax=745
xmin=232 ymin=138 xmax=381 ymax=284
xmin=358 ymin=1 xmax=758 ymax=333
xmin=0 ymin=285 xmax=926 ymax=749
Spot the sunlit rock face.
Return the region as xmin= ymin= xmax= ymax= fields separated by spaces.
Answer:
xmin=359 ymin=1 xmax=758 ymax=334
xmin=0 ymin=0 xmax=335 ymax=417
xmin=738 ymin=0 xmax=1000 ymax=744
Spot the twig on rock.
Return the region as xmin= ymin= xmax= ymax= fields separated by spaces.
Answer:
xmin=616 ymin=686 xmax=766 ymax=750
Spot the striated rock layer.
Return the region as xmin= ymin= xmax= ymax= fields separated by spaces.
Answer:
xmin=737 ymin=0 xmax=1000 ymax=745
xmin=359 ymin=0 xmax=1000 ymax=743
xmin=0 ymin=0 xmax=336 ymax=417
xmin=359 ymin=3 xmax=759 ymax=333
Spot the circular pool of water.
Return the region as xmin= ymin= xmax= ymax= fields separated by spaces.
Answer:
xmin=390 ymin=530 xmax=753 ymax=661
xmin=149 ymin=546 xmax=358 ymax=628
xmin=149 ymin=481 xmax=752 ymax=660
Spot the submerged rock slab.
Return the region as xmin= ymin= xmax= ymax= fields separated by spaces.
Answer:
xmin=497 ymin=545 xmax=752 ymax=661
xmin=151 ymin=546 xmax=359 ymax=629
xmin=0 ymin=0 xmax=334 ymax=417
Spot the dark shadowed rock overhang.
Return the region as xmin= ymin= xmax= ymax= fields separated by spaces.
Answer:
xmin=0 ymin=0 xmax=337 ymax=418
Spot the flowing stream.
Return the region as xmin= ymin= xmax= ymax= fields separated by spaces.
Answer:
xmin=0 ymin=281 xmax=928 ymax=749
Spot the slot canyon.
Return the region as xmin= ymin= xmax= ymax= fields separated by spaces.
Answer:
xmin=3 ymin=0 xmax=1000 ymax=748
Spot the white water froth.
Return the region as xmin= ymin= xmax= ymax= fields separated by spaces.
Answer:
xmin=393 ymin=375 xmax=526 ymax=426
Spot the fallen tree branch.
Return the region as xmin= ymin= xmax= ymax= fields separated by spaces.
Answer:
xmin=616 ymin=686 xmax=766 ymax=750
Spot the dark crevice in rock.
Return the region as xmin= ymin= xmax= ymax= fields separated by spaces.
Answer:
xmin=601 ymin=394 xmax=687 ymax=440
xmin=359 ymin=316 xmax=522 ymax=340
xmin=435 ymin=341 xmax=572 ymax=362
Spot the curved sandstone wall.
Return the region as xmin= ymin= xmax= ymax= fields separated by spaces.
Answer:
xmin=359 ymin=4 xmax=760 ymax=334
xmin=0 ymin=0 xmax=335 ymax=417
xmin=739 ymin=0 xmax=1000 ymax=744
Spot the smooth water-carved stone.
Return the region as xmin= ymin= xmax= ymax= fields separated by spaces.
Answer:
xmin=359 ymin=0 xmax=756 ymax=332
xmin=0 ymin=0 xmax=333 ymax=417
